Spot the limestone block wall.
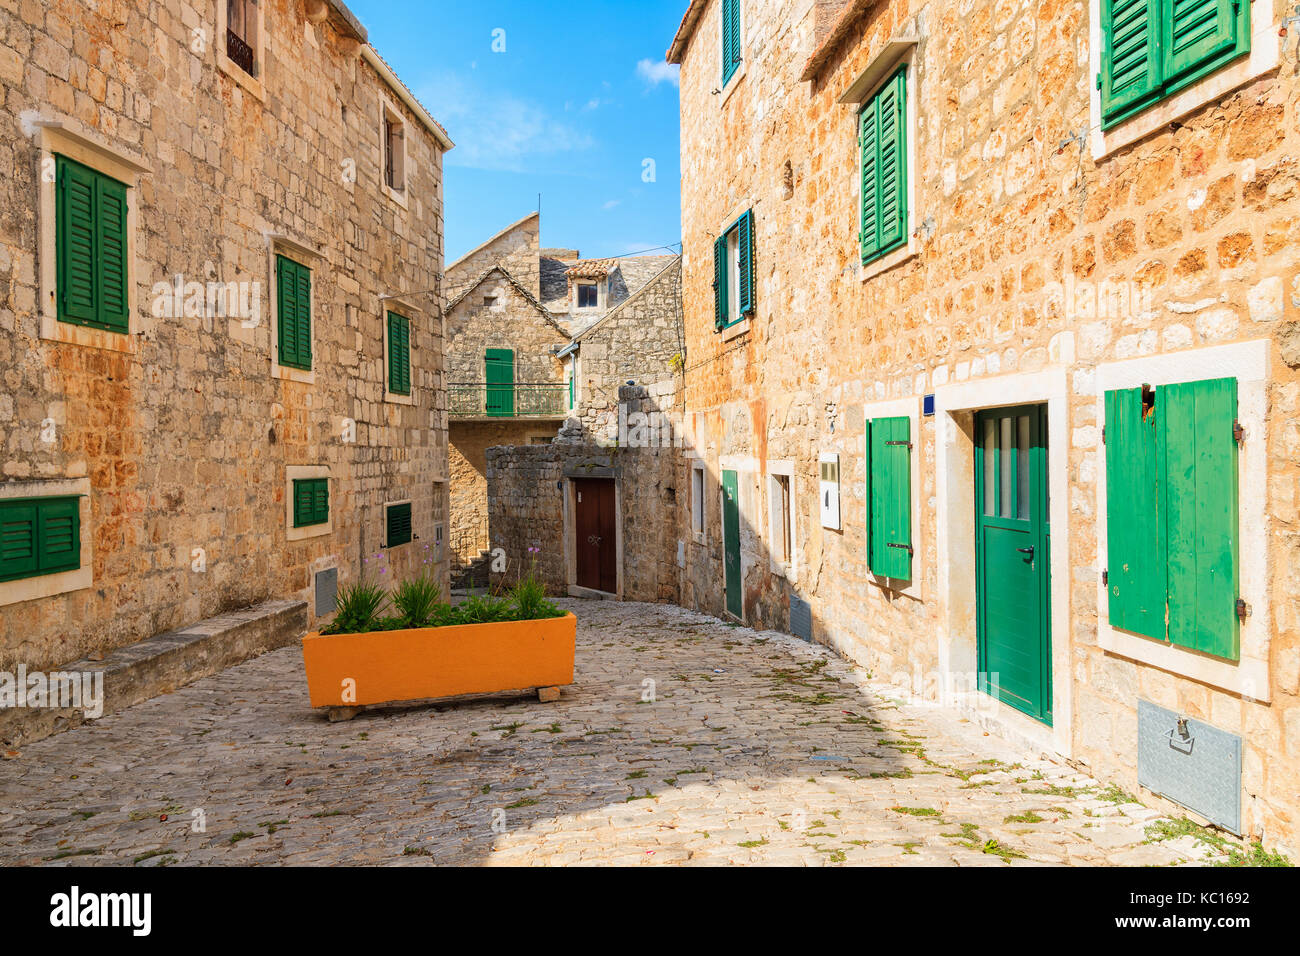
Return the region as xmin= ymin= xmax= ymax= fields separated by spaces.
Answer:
xmin=0 ymin=0 xmax=449 ymax=670
xmin=575 ymin=258 xmax=684 ymax=443
xmin=445 ymin=212 xmax=541 ymax=302
xmin=673 ymin=0 xmax=1300 ymax=850
xmin=445 ymin=274 xmax=568 ymax=386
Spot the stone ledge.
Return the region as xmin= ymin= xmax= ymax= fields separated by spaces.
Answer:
xmin=0 ymin=600 xmax=308 ymax=748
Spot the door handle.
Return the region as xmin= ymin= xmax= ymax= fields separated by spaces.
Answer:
xmin=1017 ymin=546 xmax=1034 ymax=558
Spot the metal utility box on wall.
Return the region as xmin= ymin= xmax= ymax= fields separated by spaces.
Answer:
xmin=1137 ymin=699 xmax=1242 ymax=835
xmin=789 ymin=593 xmax=813 ymax=642
xmin=819 ymin=453 xmax=841 ymax=530
xmin=314 ymin=567 xmax=339 ymax=617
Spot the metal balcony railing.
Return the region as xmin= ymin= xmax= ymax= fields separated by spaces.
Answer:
xmin=448 ymin=383 xmax=569 ymax=419
xmin=227 ymin=29 xmax=255 ymax=76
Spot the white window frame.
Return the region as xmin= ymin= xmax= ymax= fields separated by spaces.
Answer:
xmin=1089 ymin=0 xmax=1278 ymax=159
xmin=379 ymin=96 xmax=408 ymax=208
xmin=766 ymin=461 xmax=798 ymax=582
xmin=382 ymin=298 xmax=419 ymax=406
xmin=1094 ymin=339 xmax=1270 ymax=699
xmin=862 ymin=396 xmax=923 ymax=599
xmin=840 ymin=40 xmax=919 ymax=283
xmin=0 ymin=477 xmax=93 ymax=608
xmin=286 ymin=465 xmax=332 ymax=542
xmin=35 ymin=121 xmax=149 ymax=356
xmin=691 ymin=460 xmax=707 ymax=545
xmin=716 ymin=202 xmax=753 ymax=342
xmin=267 ymin=234 xmax=323 ymax=385
xmin=217 ymin=0 xmax=266 ymax=101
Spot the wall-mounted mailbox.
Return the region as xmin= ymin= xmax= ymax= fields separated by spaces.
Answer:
xmin=819 ymin=453 xmax=841 ymax=530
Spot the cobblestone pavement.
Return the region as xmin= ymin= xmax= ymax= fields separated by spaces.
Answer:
xmin=0 ymin=600 xmax=1237 ymax=866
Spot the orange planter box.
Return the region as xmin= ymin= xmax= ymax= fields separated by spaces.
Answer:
xmin=301 ymin=613 xmax=576 ymax=709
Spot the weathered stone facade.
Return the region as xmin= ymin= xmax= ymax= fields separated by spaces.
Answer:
xmin=0 ymin=0 xmax=451 ymax=670
xmin=668 ymin=0 xmax=1300 ymax=852
xmin=487 ymin=385 xmax=683 ymax=601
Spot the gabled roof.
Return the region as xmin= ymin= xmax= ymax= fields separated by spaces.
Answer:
xmin=361 ymin=46 xmax=454 ymax=150
xmin=572 ymin=256 xmax=682 ymax=343
xmin=445 ymin=265 xmax=570 ymax=338
xmin=566 ymin=258 xmax=619 ymax=279
xmin=446 ymin=211 xmax=540 ymax=274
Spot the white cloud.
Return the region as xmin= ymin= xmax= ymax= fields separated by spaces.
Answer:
xmin=603 ymin=200 xmax=621 ymax=210
xmin=418 ymin=74 xmax=595 ymax=172
xmin=636 ymin=59 xmax=680 ymax=88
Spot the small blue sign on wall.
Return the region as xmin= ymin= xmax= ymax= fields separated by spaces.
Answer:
xmin=923 ymin=394 xmax=935 ymax=416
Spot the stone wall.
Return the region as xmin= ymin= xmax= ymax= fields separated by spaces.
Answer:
xmin=446 ymin=212 xmax=541 ymax=302
xmin=0 ymin=0 xmax=450 ymax=670
xmin=486 ymin=387 xmax=683 ymax=602
xmin=444 ymin=271 xmax=568 ymax=386
xmin=672 ymin=0 xmax=1300 ymax=851
xmin=574 ymin=258 xmax=683 ymax=443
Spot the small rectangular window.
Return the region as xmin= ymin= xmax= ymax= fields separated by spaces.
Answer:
xmin=386 ymin=502 xmax=413 ymax=548
xmin=56 ymin=155 xmax=130 ymax=334
xmin=384 ymin=113 xmax=405 ymax=191
xmin=292 ymin=478 xmax=329 ymax=528
xmin=577 ymin=283 xmax=599 ymax=308
xmin=771 ymin=474 xmax=791 ymax=566
xmin=387 ymin=311 xmax=411 ymax=396
xmin=692 ymin=466 xmax=706 ymax=535
xmin=713 ymin=209 xmax=754 ymax=331
xmin=721 ymin=0 xmax=742 ymax=85
xmin=276 ymin=255 xmax=312 ymax=371
xmin=860 ymin=66 xmax=908 ymax=265
xmin=227 ymin=0 xmax=257 ymax=76
xmin=0 ymin=496 xmax=81 ymax=583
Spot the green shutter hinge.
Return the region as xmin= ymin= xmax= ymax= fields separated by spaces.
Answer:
xmin=1233 ymin=420 xmax=1246 ymax=444
xmin=885 ymin=440 xmax=913 ymax=451
xmin=1102 ymin=569 xmax=1109 ymax=586
xmin=1236 ymin=598 xmax=1251 ymax=623
xmin=887 ymin=542 xmax=914 ymax=555
xmin=1096 ymin=72 xmax=1102 ymax=91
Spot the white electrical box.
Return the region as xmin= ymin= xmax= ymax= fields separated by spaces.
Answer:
xmin=819 ymin=453 xmax=841 ymax=530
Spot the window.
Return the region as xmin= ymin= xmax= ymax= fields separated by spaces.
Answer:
xmin=577 ymin=282 xmax=599 ymax=309
xmin=860 ymin=66 xmax=907 ymax=265
xmin=56 ymin=155 xmax=129 ymax=334
xmin=383 ymin=112 xmax=405 ymax=192
xmin=226 ymin=0 xmax=258 ymax=76
xmin=386 ymin=502 xmax=413 ymax=548
xmin=767 ymin=472 xmax=793 ymax=572
xmin=387 ymin=311 xmax=411 ymax=396
xmin=713 ymin=209 xmax=754 ymax=331
xmin=691 ymin=464 xmax=706 ymax=537
xmin=1100 ymin=0 xmax=1250 ymax=128
xmin=1103 ymin=376 xmax=1240 ymax=660
xmin=292 ymin=478 xmax=329 ymax=529
xmin=0 ymin=497 xmax=81 ymax=583
xmin=483 ymin=294 xmax=499 ymax=308
xmin=721 ymin=0 xmax=742 ymax=85
xmin=275 ymin=254 xmax=312 ymax=371
xmin=865 ymin=416 xmax=913 ymax=580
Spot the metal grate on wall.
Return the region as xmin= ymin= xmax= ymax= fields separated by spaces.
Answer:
xmin=315 ymin=567 xmax=339 ymax=617
xmin=789 ymin=594 xmax=813 ymax=642
xmin=1137 ymin=699 xmax=1242 ymax=835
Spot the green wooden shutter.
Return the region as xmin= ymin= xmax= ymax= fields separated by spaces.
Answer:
xmin=388 ymin=312 xmax=411 ymax=395
xmin=0 ymin=501 xmax=40 ymax=582
xmin=293 ymin=478 xmax=328 ymax=527
xmin=1101 ymin=0 xmax=1162 ymax=124
xmin=859 ymin=102 xmax=879 ymax=262
xmin=722 ymin=0 xmax=740 ymax=85
xmin=1159 ymin=377 xmax=1239 ymax=660
xmin=713 ymin=235 xmax=729 ymax=330
xmin=867 ymin=417 xmax=912 ymax=580
xmin=277 ymin=257 xmax=312 ymax=370
xmin=386 ymin=502 xmax=413 ymax=547
xmin=737 ymin=209 xmax=755 ymax=316
xmin=876 ymin=69 xmax=907 ymax=254
xmin=1104 ymin=386 xmax=1167 ymax=640
xmin=37 ymin=497 xmax=81 ymax=575
xmin=95 ymin=175 xmax=130 ymax=332
xmin=56 ymin=156 xmax=101 ymax=327
xmin=1164 ymin=0 xmax=1243 ymax=87
xmin=485 ymin=348 xmax=515 ymax=417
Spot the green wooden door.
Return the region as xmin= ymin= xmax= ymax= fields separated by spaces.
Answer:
xmin=485 ymin=348 xmax=514 ymax=417
xmin=722 ymin=470 xmax=742 ymax=619
xmin=975 ymin=405 xmax=1052 ymax=725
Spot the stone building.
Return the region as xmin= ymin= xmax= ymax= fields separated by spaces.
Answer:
xmin=444 ymin=211 xmax=682 ymax=582
xmin=666 ymin=0 xmax=1300 ymax=852
xmin=0 ymin=0 xmax=452 ymax=677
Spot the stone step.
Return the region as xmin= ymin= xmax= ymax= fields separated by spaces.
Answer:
xmin=0 ymin=599 xmax=308 ymax=749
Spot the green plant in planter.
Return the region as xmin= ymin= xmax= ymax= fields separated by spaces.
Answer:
xmin=393 ymin=570 xmax=443 ymax=627
xmin=511 ymin=547 xmax=562 ymax=621
xmin=324 ymin=578 xmax=389 ymax=635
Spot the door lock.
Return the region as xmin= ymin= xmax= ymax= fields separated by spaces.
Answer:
xmin=1017 ymin=546 xmax=1035 ymax=559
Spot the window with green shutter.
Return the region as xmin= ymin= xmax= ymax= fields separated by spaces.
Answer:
xmin=865 ymin=417 xmax=913 ymax=580
xmin=56 ymin=155 xmax=130 ymax=334
xmin=292 ymin=478 xmax=329 ymax=528
xmin=0 ymin=496 xmax=81 ymax=583
xmin=713 ymin=209 xmax=754 ymax=331
xmin=386 ymin=502 xmax=412 ymax=548
xmin=860 ymin=66 xmax=908 ymax=265
xmin=1104 ymin=376 xmax=1240 ymax=660
xmin=1100 ymin=0 xmax=1249 ymax=128
xmin=387 ymin=311 xmax=411 ymax=395
xmin=721 ymin=0 xmax=741 ymax=86
xmin=276 ymin=255 xmax=312 ymax=371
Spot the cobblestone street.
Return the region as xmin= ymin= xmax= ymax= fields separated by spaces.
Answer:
xmin=0 ymin=601 xmax=1236 ymax=866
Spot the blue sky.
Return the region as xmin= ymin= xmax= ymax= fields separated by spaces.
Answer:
xmin=348 ymin=0 xmax=685 ymax=264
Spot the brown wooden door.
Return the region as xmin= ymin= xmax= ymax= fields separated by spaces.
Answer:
xmin=574 ymin=478 xmax=617 ymax=593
